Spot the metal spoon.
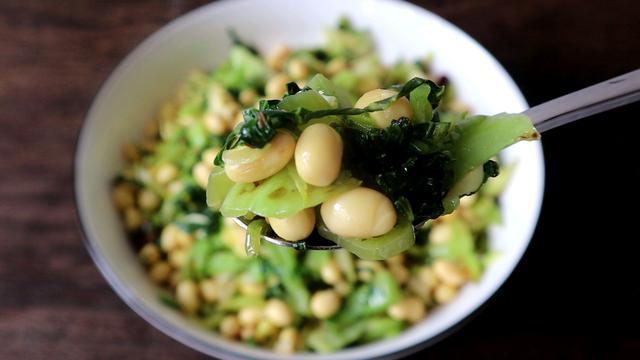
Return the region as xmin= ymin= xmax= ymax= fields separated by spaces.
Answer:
xmin=234 ymin=69 xmax=640 ymax=250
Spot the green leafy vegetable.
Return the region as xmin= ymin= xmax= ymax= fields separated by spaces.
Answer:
xmin=338 ymin=118 xmax=453 ymax=224
xmin=409 ymin=83 xmax=433 ymax=123
xmin=449 ymin=113 xmax=539 ymax=182
xmin=307 ymin=74 xmax=356 ymax=107
xmin=214 ymin=77 xmax=444 ymax=162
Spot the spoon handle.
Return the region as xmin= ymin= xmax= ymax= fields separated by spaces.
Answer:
xmin=523 ymin=69 xmax=640 ymax=132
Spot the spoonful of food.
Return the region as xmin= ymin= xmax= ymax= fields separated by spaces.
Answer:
xmin=210 ymin=69 xmax=640 ymax=257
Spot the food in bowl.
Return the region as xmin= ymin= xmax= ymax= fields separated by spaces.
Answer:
xmin=210 ymin=73 xmax=537 ymax=259
xmin=111 ymin=19 xmax=534 ymax=353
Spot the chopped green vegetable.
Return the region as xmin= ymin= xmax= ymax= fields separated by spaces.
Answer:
xmin=219 ymin=295 xmax=265 ymax=311
xmin=245 ymin=218 xmax=267 ymax=256
xmin=318 ymin=214 xmax=415 ymax=260
xmin=340 ymin=271 xmax=401 ymax=320
xmin=307 ymin=74 xmax=356 ymax=107
xmin=260 ymin=243 xmax=311 ymax=315
xmin=450 ymin=113 xmax=539 ymax=182
xmin=409 ymin=83 xmax=433 ymax=123
xmin=212 ymin=43 xmax=270 ymax=91
xmin=307 ymin=322 xmax=366 ymax=353
xmin=206 ymin=166 xmax=235 ymax=209
xmin=428 ymin=219 xmax=482 ymax=278
xmin=303 ymin=250 xmax=332 ymax=276
xmin=325 ymin=17 xmax=374 ymax=59
xmin=206 ymin=251 xmax=248 ymax=275
xmin=361 ymin=317 xmax=405 ymax=341
xmin=219 ymin=165 xmax=360 ymax=218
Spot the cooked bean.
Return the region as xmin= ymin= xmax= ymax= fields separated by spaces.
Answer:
xmin=266 ymin=45 xmax=291 ymax=71
xmin=168 ymin=249 xmax=188 ymax=268
xmin=199 ymin=279 xmax=219 ymax=302
xmin=356 ymin=77 xmax=381 ymax=95
xmin=320 ymin=260 xmax=342 ymax=285
xmin=325 ymin=58 xmax=347 ymax=76
xmin=310 ymin=289 xmax=341 ymax=319
xmin=239 ymin=88 xmax=258 ymax=107
xmin=138 ymin=189 xmax=160 ymax=210
xmin=149 ymin=261 xmax=171 ymax=284
xmin=112 ymin=184 xmax=135 ymax=210
xmin=387 ymin=297 xmax=426 ymax=323
xmin=176 ymin=280 xmax=201 ymax=313
xmin=264 ymin=299 xmax=294 ymax=327
xmin=124 ymin=207 xmax=143 ymax=230
xmin=268 ymin=208 xmax=316 ymax=241
xmin=201 ymin=147 xmax=220 ymax=167
xmin=429 ymin=223 xmax=452 ymax=244
xmin=160 ymin=224 xmax=191 ymax=252
xmin=433 ymin=259 xmax=467 ymax=287
xmin=192 ymin=161 xmax=210 ymax=189
xmin=416 ymin=266 xmax=438 ymax=290
xmin=265 ymin=73 xmax=291 ymax=99
xmin=223 ymin=131 xmax=295 ymax=183
xmin=294 ymin=123 xmax=343 ymax=186
xmin=238 ymin=307 xmax=263 ymax=327
xmin=354 ymin=88 xmax=413 ymax=128
xmin=434 ymin=284 xmax=459 ymax=304
xmin=219 ymin=315 xmax=241 ymax=338
xmin=389 ymin=263 xmax=410 ymax=284
xmin=320 ymin=187 xmax=397 ymax=238
xmin=239 ymin=281 xmax=266 ymax=297
xmin=155 ymin=163 xmax=178 ymax=185
xmin=333 ymin=281 xmax=352 ymax=296
xmin=287 ymin=58 xmax=310 ymax=80
xmin=255 ymin=320 xmax=278 ymax=342
xmin=204 ymin=112 xmax=228 ymax=135
xmin=240 ymin=325 xmax=256 ymax=341
xmin=273 ymin=327 xmax=299 ymax=354
xmin=138 ymin=243 xmax=161 ymax=265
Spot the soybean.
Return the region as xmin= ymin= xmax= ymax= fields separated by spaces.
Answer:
xmin=294 ymin=123 xmax=343 ymax=187
xmin=268 ymin=208 xmax=316 ymax=241
xmin=320 ymin=187 xmax=397 ymax=238
xmin=310 ymin=290 xmax=341 ymax=319
xmin=354 ymin=88 xmax=413 ymax=128
xmin=223 ymin=131 xmax=295 ymax=183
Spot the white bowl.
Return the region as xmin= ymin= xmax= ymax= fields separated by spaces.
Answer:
xmin=75 ymin=0 xmax=545 ymax=358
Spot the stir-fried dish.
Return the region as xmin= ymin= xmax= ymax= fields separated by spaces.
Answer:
xmin=112 ymin=19 xmax=538 ymax=353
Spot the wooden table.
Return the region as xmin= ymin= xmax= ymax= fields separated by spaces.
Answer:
xmin=1 ymin=0 xmax=639 ymax=358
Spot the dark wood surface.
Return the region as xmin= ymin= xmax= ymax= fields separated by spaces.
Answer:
xmin=1 ymin=0 xmax=639 ymax=359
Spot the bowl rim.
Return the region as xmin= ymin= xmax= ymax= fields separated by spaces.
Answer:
xmin=74 ymin=0 xmax=545 ymax=358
